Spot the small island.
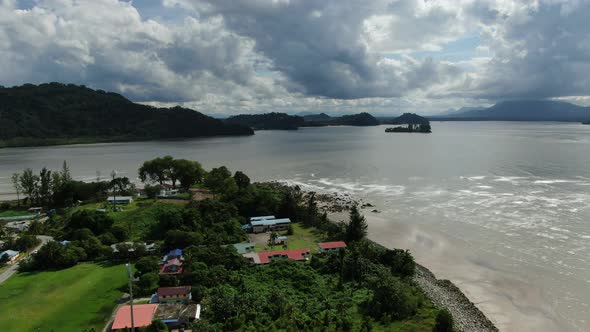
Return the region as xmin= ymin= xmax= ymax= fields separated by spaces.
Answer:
xmin=384 ymin=113 xmax=432 ymax=133
xmin=583 ymin=121 xmax=590 ymax=125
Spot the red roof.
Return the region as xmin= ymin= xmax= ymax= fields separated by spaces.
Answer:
xmin=112 ymin=304 xmax=158 ymax=330
xmin=159 ymin=258 xmax=184 ymax=274
xmin=157 ymin=286 xmax=191 ymax=297
xmin=318 ymin=241 xmax=347 ymax=250
xmin=257 ymin=248 xmax=310 ymax=264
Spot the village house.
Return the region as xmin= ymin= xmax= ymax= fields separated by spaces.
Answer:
xmin=160 ymin=258 xmax=183 ymax=274
xmin=243 ymin=248 xmax=310 ymax=265
xmin=153 ymin=286 xmax=192 ymax=304
xmin=231 ymin=242 xmax=255 ymax=254
xmin=106 ymin=196 xmax=133 ymax=205
xmin=162 ymin=248 xmax=183 ymax=263
xmin=243 ymin=216 xmax=292 ymax=233
xmin=158 ymin=188 xmax=179 ymax=197
xmin=4 ymin=220 xmax=31 ymax=233
xmin=318 ymin=241 xmax=347 ymax=254
xmin=0 ymin=250 xmax=20 ymax=264
xmin=111 ymin=304 xmax=158 ymax=331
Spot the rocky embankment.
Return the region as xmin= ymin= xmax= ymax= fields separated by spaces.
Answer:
xmin=415 ymin=264 xmax=498 ymax=332
xmin=288 ymin=184 xmax=499 ymax=332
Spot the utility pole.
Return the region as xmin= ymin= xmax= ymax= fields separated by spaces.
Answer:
xmin=111 ymin=170 xmax=117 ymax=211
xmin=126 ymin=263 xmax=135 ymax=332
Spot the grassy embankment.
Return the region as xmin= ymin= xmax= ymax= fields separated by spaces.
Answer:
xmin=0 ymin=263 xmax=128 ymax=331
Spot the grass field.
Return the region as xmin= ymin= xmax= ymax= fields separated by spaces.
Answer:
xmin=254 ymin=222 xmax=325 ymax=253
xmin=0 ymin=210 xmax=33 ymax=218
xmin=0 ymin=263 xmax=128 ymax=332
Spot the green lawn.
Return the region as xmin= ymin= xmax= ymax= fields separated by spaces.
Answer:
xmin=0 ymin=210 xmax=33 ymax=218
xmin=72 ymin=199 xmax=177 ymax=240
xmin=255 ymin=222 xmax=325 ymax=253
xmin=0 ymin=263 xmax=128 ymax=332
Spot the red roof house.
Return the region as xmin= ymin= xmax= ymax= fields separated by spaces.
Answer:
xmin=156 ymin=286 xmax=192 ymax=303
xmin=112 ymin=304 xmax=158 ymax=330
xmin=244 ymin=248 xmax=311 ymax=265
xmin=318 ymin=241 xmax=347 ymax=253
xmin=160 ymin=258 xmax=184 ymax=274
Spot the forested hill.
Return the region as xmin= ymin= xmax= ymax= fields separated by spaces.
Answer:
xmin=0 ymin=83 xmax=253 ymax=147
xmin=382 ymin=113 xmax=430 ymax=125
xmin=302 ymin=112 xmax=380 ymax=127
xmin=224 ymin=112 xmax=305 ymax=130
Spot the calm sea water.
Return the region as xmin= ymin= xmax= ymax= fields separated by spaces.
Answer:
xmin=1 ymin=122 xmax=589 ymax=331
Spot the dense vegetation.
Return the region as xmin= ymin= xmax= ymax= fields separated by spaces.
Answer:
xmin=0 ymin=83 xmax=253 ymax=147
xmin=383 ymin=113 xmax=430 ymax=125
xmin=384 ymin=113 xmax=432 ymax=133
xmin=224 ymin=112 xmax=305 ymax=130
xmin=225 ymin=111 xmax=381 ymax=130
xmin=2 ymin=158 xmax=452 ymax=331
xmin=303 ymin=112 xmax=380 ymax=127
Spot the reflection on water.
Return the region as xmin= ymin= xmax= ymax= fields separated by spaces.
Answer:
xmin=1 ymin=122 xmax=589 ymax=331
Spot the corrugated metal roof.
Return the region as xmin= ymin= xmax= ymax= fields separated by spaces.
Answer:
xmin=251 ymin=218 xmax=291 ymax=227
xmin=250 ymin=215 xmax=276 ymax=221
xmin=318 ymin=241 xmax=347 ymax=250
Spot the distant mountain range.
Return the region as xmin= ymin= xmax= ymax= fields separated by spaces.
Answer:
xmin=0 ymin=83 xmax=253 ymax=147
xmin=432 ymin=100 xmax=590 ymax=122
xmin=227 ymin=112 xmax=380 ymax=130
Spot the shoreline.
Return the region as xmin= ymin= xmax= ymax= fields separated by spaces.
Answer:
xmin=305 ymin=189 xmax=499 ymax=332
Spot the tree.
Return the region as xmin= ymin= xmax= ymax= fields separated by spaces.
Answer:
xmin=135 ymin=256 xmax=160 ymax=277
xmin=304 ymin=193 xmax=319 ymax=227
xmin=204 ymin=166 xmax=232 ymax=192
xmin=136 ymin=272 xmax=160 ymax=296
xmin=278 ymin=190 xmax=299 ymax=220
xmin=11 ymin=173 xmax=21 ymax=207
xmin=345 ymin=205 xmax=368 ymax=243
xmin=233 ymin=171 xmax=250 ymax=189
xmin=433 ymin=309 xmax=453 ymax=332
xmin=364 ymin=272 xmax=417 ymax=320
xmin=38 ymin=167 xmax=52 ymax=206
xmin=172 ymin=159 xmax=204 ymax=190
xmin=139 ymin=157 xmax=171 ymax=185
xmin=20 ymin=168 xmax=38 ymax=205
xmin=146 ymin=319 xmax=168 ymax=332
xmin=110 ymin=176 xmax=134 ymax=195
xmin=61 ymin=161 xmax=72 ymax=183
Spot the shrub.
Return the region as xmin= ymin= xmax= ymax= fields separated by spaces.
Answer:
xmin=433 ymin=309 xmax=454 ymax=332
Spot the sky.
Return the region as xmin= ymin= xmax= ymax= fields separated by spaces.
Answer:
xmin=2 ymin=0 xmax=590 ymax=116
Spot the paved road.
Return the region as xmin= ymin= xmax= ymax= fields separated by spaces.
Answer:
xmin=0 ymin=235 xmax=53 ymax=284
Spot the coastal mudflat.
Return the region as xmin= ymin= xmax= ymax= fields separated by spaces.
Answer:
xmin=359 ymin=213 xmax=568 ymax=332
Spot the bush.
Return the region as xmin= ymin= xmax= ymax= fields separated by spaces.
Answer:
xmin=144 ymin=185 xmax=162 ymax=199
xmin=433 ymin=309 xmax=454 ymax=332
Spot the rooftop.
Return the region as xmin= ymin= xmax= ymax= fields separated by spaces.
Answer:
xmin=157 ymin=286 xmax=191 ymax=297
xmin=256 ymin=248 xmax=310 ymax=264
xmin=250 ymin=218 xmax=291 ymax=227
xmin=318 ymin=241 xmax=347 ymax=250
xmin=111 ymin=304 xmax=158 ymax=330
xmin=250 ymin=215 xmax=276 ymax=221
xmin=106 ymin=196 xmax=133 ymax=200
xmin=160 ymin=258 xmax=183 ymax=274
xmin=232 ymin=242 xmax=255 ymax=254
xmin=1 ymin=250 xmax=19 ymax=258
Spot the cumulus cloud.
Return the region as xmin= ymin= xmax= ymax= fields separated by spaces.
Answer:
xmin=0 ymin=0 xmax=269 ymax=102
xmin=1 ymin=0 xmax=590 ymax=115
